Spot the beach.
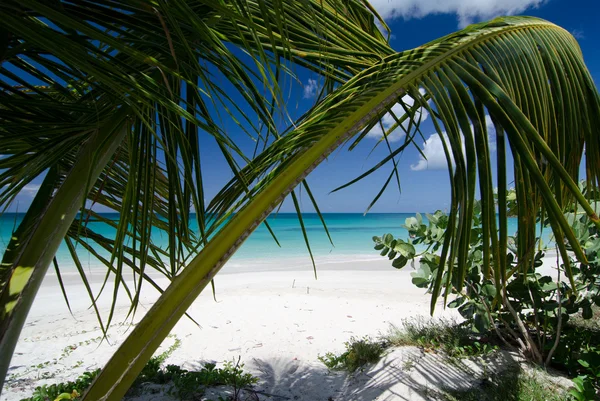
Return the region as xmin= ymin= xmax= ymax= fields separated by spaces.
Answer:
xmin=3 ymin=256 xmax=467 ymax=401
xmin=3 ymin=3 xmax=596 ymax=399
xmin=1 ymin=214 xmax=561 ymax=400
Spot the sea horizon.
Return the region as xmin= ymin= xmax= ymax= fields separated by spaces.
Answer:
xmin=0 ymin=212 xmax=529 ymax=273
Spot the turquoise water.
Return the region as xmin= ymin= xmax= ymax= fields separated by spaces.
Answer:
xmin=0 ymin=213 xmax=524 ymax=272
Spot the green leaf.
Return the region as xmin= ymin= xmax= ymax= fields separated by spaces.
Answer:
xmin=481 ymin=284 xmax=497 ymax=298
xmin=458 ymin=303 xmax=476 ymax=319
xmin=394 ymin=241 xmax=416 ymax=258
xmin=405 ymin=217 xmax=418 ymax=228
xmin=447 ymin=297 xmax=465 ymax=308
xmin=578 ymin=360 xmax=590 ymax=368
xmin=426 ymin=213 xmax=437 ymax=224
xmin=474 ymin=312 xmax=491 ymax=333
xmin=411 ymin=277 xmax=429 ymax=288
xmin=392 ymin=256 xmax=408 ymax=269
xmin=540 ymin=281 xmax=558 ymax=292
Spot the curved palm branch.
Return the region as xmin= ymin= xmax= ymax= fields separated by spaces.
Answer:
xmin=82 ymin=16 xmax=600 ymax=400
xmin=0 ymin=0 xmax=392 ymax=392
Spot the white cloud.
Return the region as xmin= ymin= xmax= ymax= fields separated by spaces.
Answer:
xmin=369 ymin=0 xmax=546 ymax=28
xmin=303 ymin=78 xmax=319 ymax=99
xmin=571 ymin=29 xmax=585 ymax=40
xmin=366 ymin=91 xmax=429 ymax=143
xmin=22 ymin=184 xmax=40 ymax=194
xmin=411 ymin=115 xmax=496 ymax=171
xmin=411 ymin=132 xmax=454 ymax=171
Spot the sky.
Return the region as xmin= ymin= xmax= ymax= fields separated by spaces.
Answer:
xmin=8 ymin=0 xmax=600 ymax=214
xmin=272 ymin=0 xmax=600 ymax=213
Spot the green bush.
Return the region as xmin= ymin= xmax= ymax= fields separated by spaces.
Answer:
xmin=386 ymin=318 xmax=498 ymax=359
xmin=373 ymin=189 xmax=600 ymax=397
xmin=21 ymin=336 xmax=257 ymax=401
xmin=21 ymin=370 xmax=100 ymax=401
xmin=318 ymin=336 xmax=384 ymax=372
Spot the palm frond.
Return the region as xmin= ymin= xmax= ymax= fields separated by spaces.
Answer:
xmin=0 ymin=0 xmax=395 ymax=392
xmin=82 ymin=16 xmax=600 ymax=400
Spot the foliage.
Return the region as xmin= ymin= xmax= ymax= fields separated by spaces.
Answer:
xmin=374 ymin=197 xmax=600 ymax=397
xmin=373 ymin=201 xmax=600 ymax=339
xmin=3 ymin=1 xmax=600 ymax=398
xmin=318 ymin=336 xmax=384 ymax=372
xmin=21 ymin=357 xmax=257 ymax=401
xmin=554 ymin=316 xmax=600 ymax=400
xmin=20 ymin=370 xmax=100 ymax=401
xmin=570 ymin=374 xmax=599 ymax=401
xmin=385 ymin=318 xmax=498 ymax=359
xmin=133 ymin=359 xmax=258 ymax=400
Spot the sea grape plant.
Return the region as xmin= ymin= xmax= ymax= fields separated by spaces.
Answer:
xmin=373 ymin=197 xmax=600 ymax=368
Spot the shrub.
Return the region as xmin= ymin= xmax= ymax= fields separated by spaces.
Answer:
xmin=386 ymin=318 xmax=498 ymax=358
xmin=318 ymin=336 xmax=384 ymax=372
xmin=373 ymin=189 xmax=600 ymax=396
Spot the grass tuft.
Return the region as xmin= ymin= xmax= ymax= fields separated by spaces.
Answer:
xmin=385 ymin=317 xmax=498 ymax=358
xmin=318 ymin=336 xmax=384 ymax=372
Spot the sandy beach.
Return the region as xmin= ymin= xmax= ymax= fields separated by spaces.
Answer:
xmin=2 ymin=253 xmax=565 ymax=401
xmin=2 ymin=257 xmax=468 ymax=401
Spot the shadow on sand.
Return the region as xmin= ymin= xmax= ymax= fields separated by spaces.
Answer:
xmin=193 ymin=347 xmax=523 ymax=401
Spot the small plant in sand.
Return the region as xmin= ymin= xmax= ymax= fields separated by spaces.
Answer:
xmin=133 ymin=358 xmax=258 ymax=400
xmin=20 ymin=334 xmax=258 ymax=401
xmin=21 ymin=358 xmax=258 ymax=401
xmin=22 ymin=370 xmax=100 ymax=401
xmin=386 ymin=318 xmax=499 ymax=359
xmin=318 ymin=336 xmax=384 ymax=372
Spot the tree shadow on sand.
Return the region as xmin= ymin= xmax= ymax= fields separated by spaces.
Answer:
xmin=235 ymin=347 xmax=522 ymax=401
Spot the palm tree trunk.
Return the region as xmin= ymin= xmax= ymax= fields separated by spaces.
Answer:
xmin=0 ymin=108 xmax=129 ymax=392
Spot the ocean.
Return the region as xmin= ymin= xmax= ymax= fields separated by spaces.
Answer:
xmin=0 ymin=213 xmax=527 ymax=273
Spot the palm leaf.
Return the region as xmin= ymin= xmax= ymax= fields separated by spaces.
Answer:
xmin=82 ymin=16 xmax=600 ymax=400
xmin=0 ymin=0 xmax=394 ymax=392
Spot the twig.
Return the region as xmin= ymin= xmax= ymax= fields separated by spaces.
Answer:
xmin=503 ymin=289 xmax=543 ymax=364
xmin=527 ymin=283 xmax=543 ymax=351
xmin=499 ymin=314 xmax=524 ymax=349
xmin=545 ymin=249 xmax=563 ymax=367
xmin=465 ymin=283 xmax=515 ymax=351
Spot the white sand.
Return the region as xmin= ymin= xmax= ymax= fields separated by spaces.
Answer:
xmin=2 ymin=255 xmax=565 ymax=400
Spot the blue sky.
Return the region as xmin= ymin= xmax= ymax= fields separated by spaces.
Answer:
xmin=9 ymin=0 xmax=600 ymax=214
xmin=272 ymin=0 xmax=600 ymax=213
